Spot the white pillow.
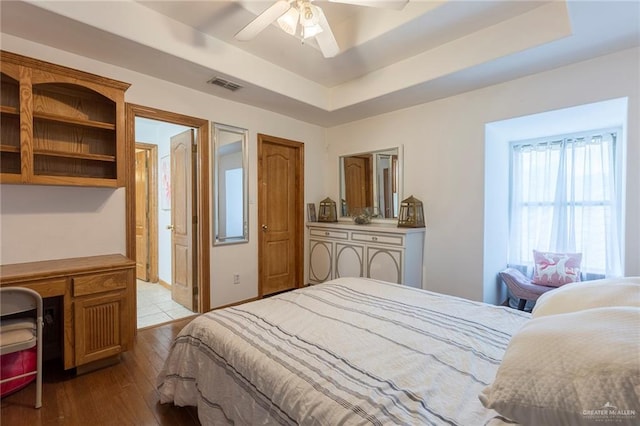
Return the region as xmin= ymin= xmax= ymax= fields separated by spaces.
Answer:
xmin=479 ymin=307 xmax=640 ymax=426
xmin=532 ymin=276 xmax=640 ymax=318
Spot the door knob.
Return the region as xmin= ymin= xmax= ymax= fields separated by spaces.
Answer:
xmin=262 ymin=224 xmax=268 ymax=231
xmin=166 ymin=224 xmax=175 ymax=230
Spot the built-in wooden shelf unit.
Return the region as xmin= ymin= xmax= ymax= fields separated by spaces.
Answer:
xmin=0 ymin=51 xmax=130 ymax=187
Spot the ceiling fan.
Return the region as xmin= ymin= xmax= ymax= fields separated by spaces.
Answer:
xmin=234 ymin=0 xmax=409 ymax=58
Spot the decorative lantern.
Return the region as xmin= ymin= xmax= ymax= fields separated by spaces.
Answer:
xmin=397 ymin=195 xmax=425 ymax=228
xmin=318 ymin=197 xmax=338 ymax=222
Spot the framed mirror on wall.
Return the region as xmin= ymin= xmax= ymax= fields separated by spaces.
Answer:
xmin=212 ymin=123 xmax=249 ymax=245
xmin=339 ymin=146 xmax=402 ymax=221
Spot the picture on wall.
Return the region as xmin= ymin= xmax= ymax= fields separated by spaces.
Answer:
xmin=161 ymin=155 xmax=171 ymax=210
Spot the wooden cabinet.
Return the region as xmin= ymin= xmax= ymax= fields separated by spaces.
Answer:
xmin=0 ymin=51 xmax=130 ymax=187
xmin=72 ymin=269 xmax=129 ymax=365
xmin=0 ymin=255 xmax=135 ymax=371
xmin=308 ymin=222 xmax=425 ymax=287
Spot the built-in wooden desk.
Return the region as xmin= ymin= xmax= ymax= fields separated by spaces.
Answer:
xmin=0 ymin=254 xmax=135 ymax=370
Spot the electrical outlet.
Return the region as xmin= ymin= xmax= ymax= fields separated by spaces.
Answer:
xmin=233 ymin=274 xmax=240 ymax=285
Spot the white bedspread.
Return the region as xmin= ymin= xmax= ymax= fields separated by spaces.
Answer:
xmin=157 ymin=278 xmax=529 ymax=425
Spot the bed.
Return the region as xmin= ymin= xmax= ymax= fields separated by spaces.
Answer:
xmin=158 ymin=276 xmax=639 ymax=425
xmin=157 ymin=277 xmax=530 ymax=425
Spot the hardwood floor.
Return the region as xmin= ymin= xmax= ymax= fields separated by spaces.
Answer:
xmin=1 ymin=317 xmax=200 ymax=426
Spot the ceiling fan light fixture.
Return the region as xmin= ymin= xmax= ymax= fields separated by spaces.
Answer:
xmin=277 ymin=7 xmax=299 ymax=35
xmin=300 ymin=3 xmax=323 ymax=39
xmin=302 ymin=23 xmax=323 ymax=39
xmin=300 ymin=3 xmax=321 ymax=27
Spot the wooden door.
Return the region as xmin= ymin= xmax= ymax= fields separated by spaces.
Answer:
xmin=135 ymin=149 xmax=150 ymax=281
xmin=258 ymin=134 xmax=304 ymax=297
xmin=134 ymin=142 xmax=159 ymax=283
xmin=170 ymin=130 xmax=196 ymax=310
xmin=343 ymin=155 xmax=372 ymax=215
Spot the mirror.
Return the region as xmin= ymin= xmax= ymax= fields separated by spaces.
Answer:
xmin=213 ymin=123 xmax=248 ymax=245
xmin=339 ymin=147 xmax=402 ymax=220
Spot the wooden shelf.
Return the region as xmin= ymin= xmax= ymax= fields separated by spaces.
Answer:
xmin=34 ymin=111 xmax=116 ymax=130
xmin=0 ymin=105 xmax=19 ymax=116
xmin=0 ymin=50 xmax=129 ymax=187
xmin=0 ymin=144 xmax=20 ymax=153
xmin=34 ymin=149 xmax=116 ymax=162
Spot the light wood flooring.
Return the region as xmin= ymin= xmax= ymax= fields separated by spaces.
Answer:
xmin=1 ymin=317 xmax=200 ymax=426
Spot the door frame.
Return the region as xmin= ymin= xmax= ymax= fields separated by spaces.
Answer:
xmin=135 ymin=142 xmax=159 ymax=283
xmin=257 ymin=133 xmax=304 ymax=298
xmin=125 ymin=103 xmax=210 ymax=316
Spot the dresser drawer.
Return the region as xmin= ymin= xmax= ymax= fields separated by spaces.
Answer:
xmin=352 ymin=232 xmax=404 ymax=246
xmin=73 ymin=270 xmax=128 ymax=297
xmin=309 ymin=228 xmax=349 ymax=240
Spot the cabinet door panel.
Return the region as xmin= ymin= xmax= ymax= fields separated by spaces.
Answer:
xmin=309 ymin=240 xmax=332 ymax=283
xmin=367 ymin=247 xmax=402 ymax=284
xmin=335 ymin=243 xmax=364 ymax=278
xmin=74 ymin=291 xmax=125 ymax=365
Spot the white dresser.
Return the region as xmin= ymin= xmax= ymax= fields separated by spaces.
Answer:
xmin=307 ymin=222 xmax=425 ymax=288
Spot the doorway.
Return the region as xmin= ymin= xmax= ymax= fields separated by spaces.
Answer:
xmin=257 ymin=134 xmax=304 ymax=297
xmin=126 ymin=104 xmax=210 ymax=329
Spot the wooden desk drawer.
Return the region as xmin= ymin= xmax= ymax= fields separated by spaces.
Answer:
xmin=73 ymin=270 xmax=128 ymax=297
xmin=19 ymin=278 xmax=67 ymax=298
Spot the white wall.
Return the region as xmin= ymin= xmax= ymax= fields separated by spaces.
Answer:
xmin=0 ymin=185 xmax=126 ymax=263
xmin=2 ymin=34 xmax=637 ymax=306
xmin=0 ymin=34 xmax=327 ymax=309
xmin=326 ymin=47 xmax=640 ymax=302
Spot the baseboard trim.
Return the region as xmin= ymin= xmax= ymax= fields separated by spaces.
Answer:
xmin=158 ymin=279 xmax=171 ymax=290
xmin=213 ymin=297 xmax=259 ymax=311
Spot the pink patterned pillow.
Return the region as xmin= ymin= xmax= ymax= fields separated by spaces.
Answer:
xmin=532 ymin=250 xmax=582 ymax=287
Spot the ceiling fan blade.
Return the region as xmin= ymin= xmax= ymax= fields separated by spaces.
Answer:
xmin=328 ymin=0 xmax=409 ymax=10
xmin=235 ymin=0 xmax=291 ymax=41
xmin=315 ymin=8 xmax=340 ymax=58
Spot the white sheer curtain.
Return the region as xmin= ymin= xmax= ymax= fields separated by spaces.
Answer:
xmin=508 ymin=130 xmax=622 ymax=277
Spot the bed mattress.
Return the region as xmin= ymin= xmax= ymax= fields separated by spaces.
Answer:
xmin=158 ymin=277 xmax=529 ymax=425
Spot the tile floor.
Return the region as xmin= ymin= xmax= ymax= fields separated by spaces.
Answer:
xmin=136 ymin=280 xmax=196 ymax=329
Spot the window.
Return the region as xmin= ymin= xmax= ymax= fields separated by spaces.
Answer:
xmin=508 ymin=128 xmax=623 ymax=277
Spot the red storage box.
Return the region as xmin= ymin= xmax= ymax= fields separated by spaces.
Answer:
xmin=0 ymin=347 xmax=37 ymax=397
